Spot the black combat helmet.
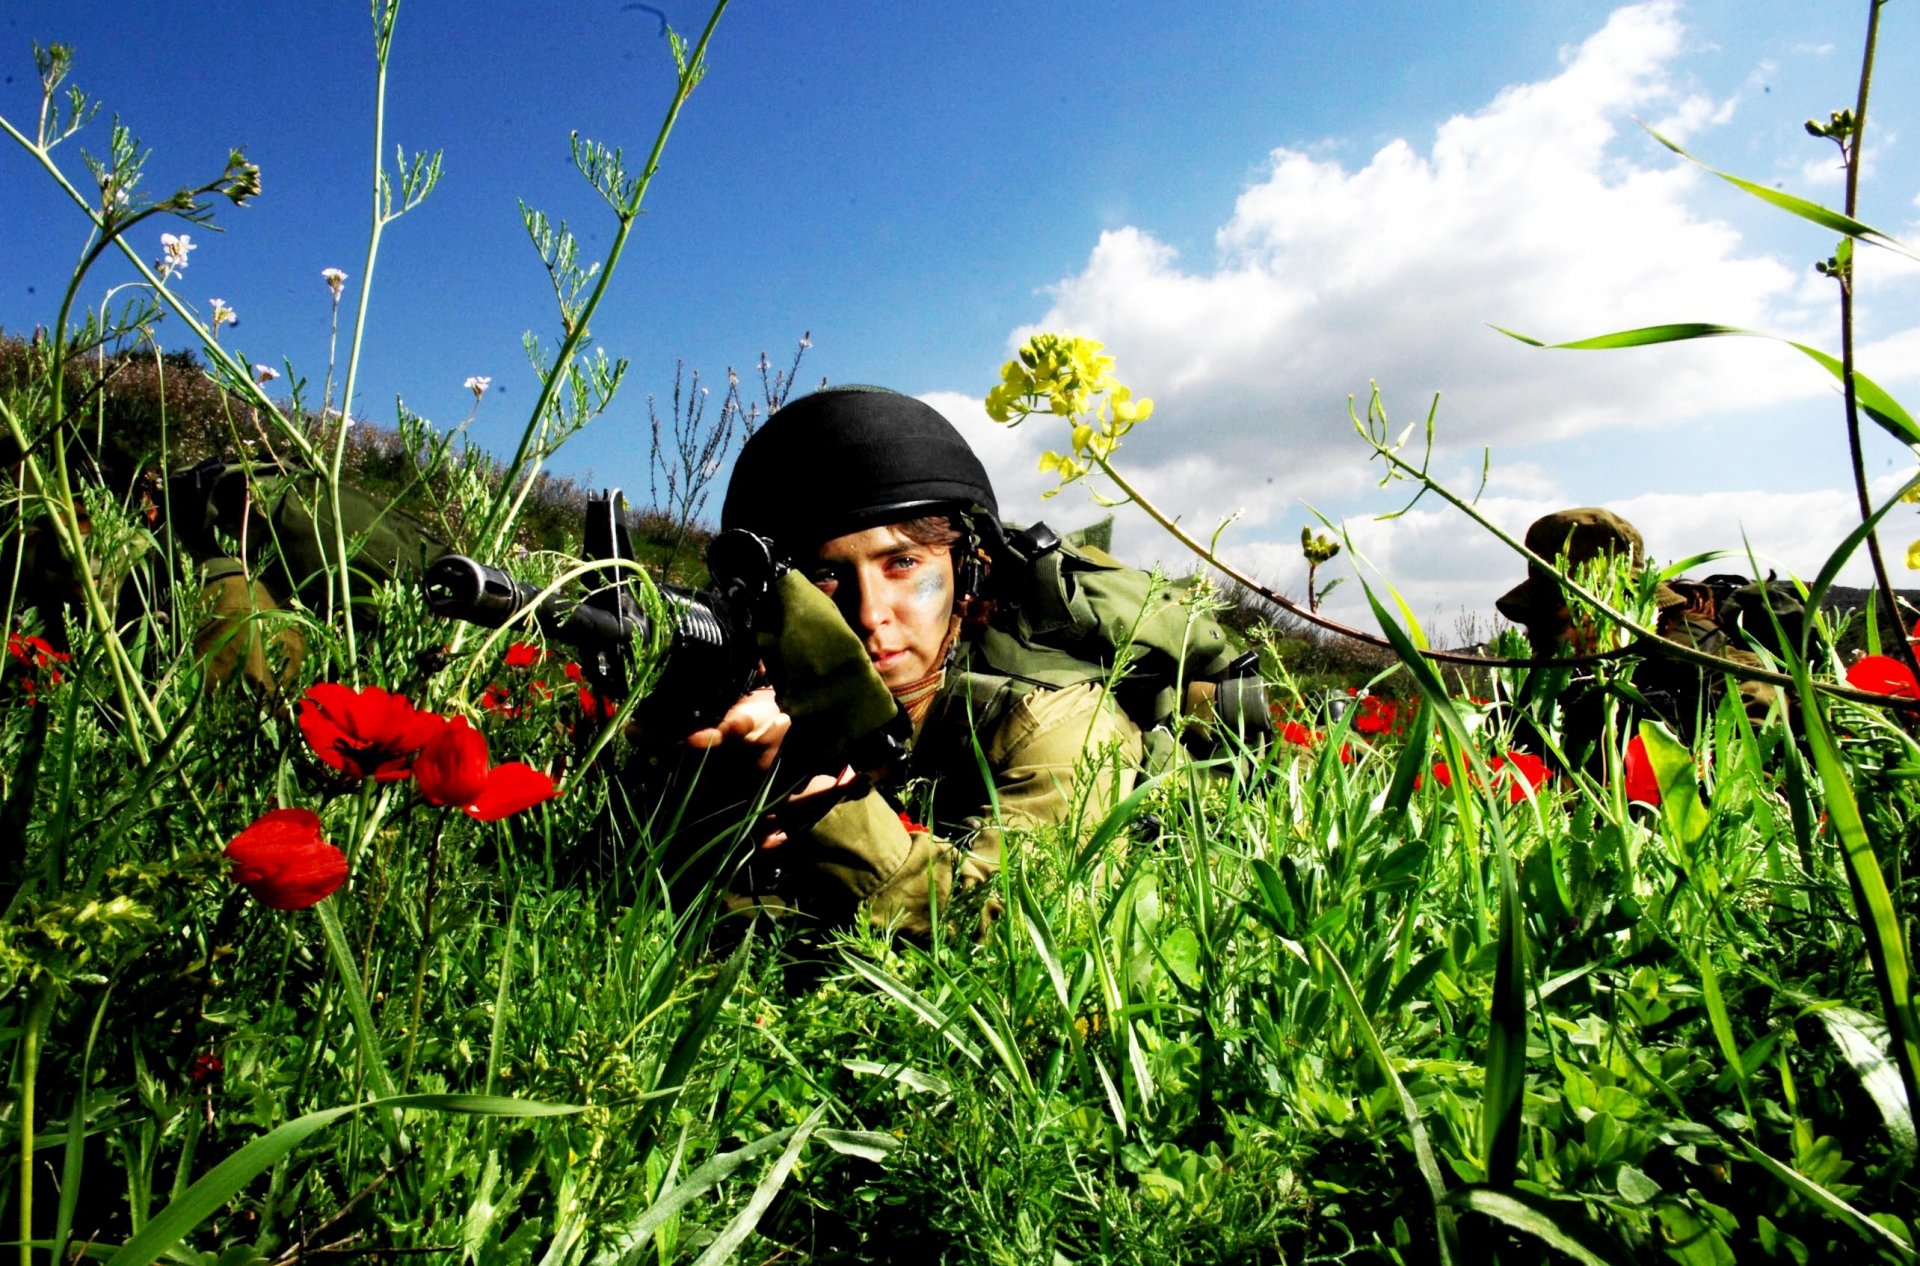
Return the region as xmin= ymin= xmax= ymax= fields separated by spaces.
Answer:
xmin=721 ymin=385 xmax=998 ymax=553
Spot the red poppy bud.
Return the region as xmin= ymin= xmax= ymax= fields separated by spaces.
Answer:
xmin=415 ymin=717 xmax=492 ymax=807
xmin=224 ymin=808 xmax=347 ymax=909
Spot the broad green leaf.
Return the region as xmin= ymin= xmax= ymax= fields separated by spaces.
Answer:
xmin=1640 ymin=721 xmax=1710 ymax=846
xmin=1615 ymin=1164 xmax=1661 ymax=1205
xmin=841 ymin=1059 xmax=952 ymax=1098
xmin=107 ymin=1094 xmax=583 ymax=1266
xmin=816 ymin=1128 xmax=903 ymax=1162
xmin=1811 ymin=1005 xmax=1918 ymax=1171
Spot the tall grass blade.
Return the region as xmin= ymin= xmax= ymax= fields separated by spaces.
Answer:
xmin=1492 ymin=321 xmax=1920 ymax=447
xmin=1317 ymin=936 xmax=1457 ymax=1266
xmin=688 ymin=1105 xmax=824 ymax=1266
xmin=1792 ymin=662 xmax=1920 ymax=1136
xmin=106 ymin=1094 xmax=583 ymax=1266
xmin=1360 ymin=577 xmax=1527 ymax=1187
xmin=1640 ymin=124 xmax=1919 ymax=262
xmin=1439 ymin=1188 xmax=1624 ymax=1266
xmin=314 ymin=897 xmax=398 ymax=1102
xmin=1735 ymin=1139 xmax=1917 ymax=1260
xmin=842 ymin=952 xmax=985 ymax=1067
xmin=1811 ymin=1005 xmax=1917 ymax=1173
xmin=631 ymin=926 xmax=753 ymax=1145
xmin=595 ymin=1124 xmax=802 ymax=1265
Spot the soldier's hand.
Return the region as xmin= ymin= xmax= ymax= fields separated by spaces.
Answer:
xmin=758 ymin=765 xmax=857 ymax=851
xmin=685 ymin=686 xmax=790 ymax=772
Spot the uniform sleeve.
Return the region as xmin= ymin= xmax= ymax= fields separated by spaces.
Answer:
xmin=790 ymin=682 xmax=1142 ymax=935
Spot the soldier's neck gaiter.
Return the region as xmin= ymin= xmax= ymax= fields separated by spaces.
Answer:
xmin=891 ymin=613 xmax=963 ymax=728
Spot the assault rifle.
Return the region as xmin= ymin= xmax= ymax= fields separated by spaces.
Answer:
xmin=423 ymin=491 xmax=911 ymax=769
xmin=423 ymin=490 xmax=776 ymax=730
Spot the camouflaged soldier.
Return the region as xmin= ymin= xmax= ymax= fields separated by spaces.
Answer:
xmin=172 ymin=459 xmax=454 ymax=692
xmin=1495 ymin=507 xmax=1778 ymax=764
xmin=4 ymin=447 xmax=447 ymax=698
xmin=680 ymin=386 xmax=1144 ymax=935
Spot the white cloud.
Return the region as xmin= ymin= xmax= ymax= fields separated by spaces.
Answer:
xmin=985 ymin=0 xmax=1920 ymax=634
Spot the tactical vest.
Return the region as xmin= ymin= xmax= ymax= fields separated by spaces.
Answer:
xmin=917 ymin=521 xmax=1270 ymax=780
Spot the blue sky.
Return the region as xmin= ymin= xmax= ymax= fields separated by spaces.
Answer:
xmin=5 ymin=1 xmax=1919 ymax=627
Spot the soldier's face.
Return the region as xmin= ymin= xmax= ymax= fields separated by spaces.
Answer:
xmin=808 ymin=524 xmax=955 ymax=687
xmin=1530 ymin=603 xmax=1599 ymax=656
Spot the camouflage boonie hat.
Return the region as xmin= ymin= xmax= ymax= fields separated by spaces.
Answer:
xmin=1494 ymin=507 xmax=1684 ymax=624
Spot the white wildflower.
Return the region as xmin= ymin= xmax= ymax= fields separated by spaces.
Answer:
xmin=157 ymin=232 xmax=195 ymax=279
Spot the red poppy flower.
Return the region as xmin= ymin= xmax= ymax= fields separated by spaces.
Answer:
xmin=1429 ymin=752 xmax=1552 ymax=803
xmin=6 ymin=631 xmax=71 ymax=703
xmin=898 ymin=810 xmax=930 ymax=835
xmin=1847 ymin=655 xmax=1920 ymax=700
xmin=564 ymin=661 xmax=619 ymax=721
xmin=1278 ymin=721 xmax=1321 ymax=747
xmin=504 ymin=642 xmax=547 ymax=669
xmin=1352 ymin=696 xmax=1397 ymax=736
xmin=479 ymin=684 xmax=521 ymax=717
xmin=1490 ymin=752 xmax=1551 ymax=802
xmin=188 ymin=1053 xmax=224 ymax=1085
xmin=7 ymin=631 xmax=69 ymax=670
xmin=412 ymin=715 xmax=559 ymax=821
xmin=1623 ymin=736 xmax=1661 ymax=806
xmin=298 ymin=684 xmax=446 ymax=781
xmin=224 ymin=808 xmax=347 ymax=909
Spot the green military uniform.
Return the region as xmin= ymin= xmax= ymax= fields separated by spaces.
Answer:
xmin=784 ymin=680 xmax=1141 ymax=934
